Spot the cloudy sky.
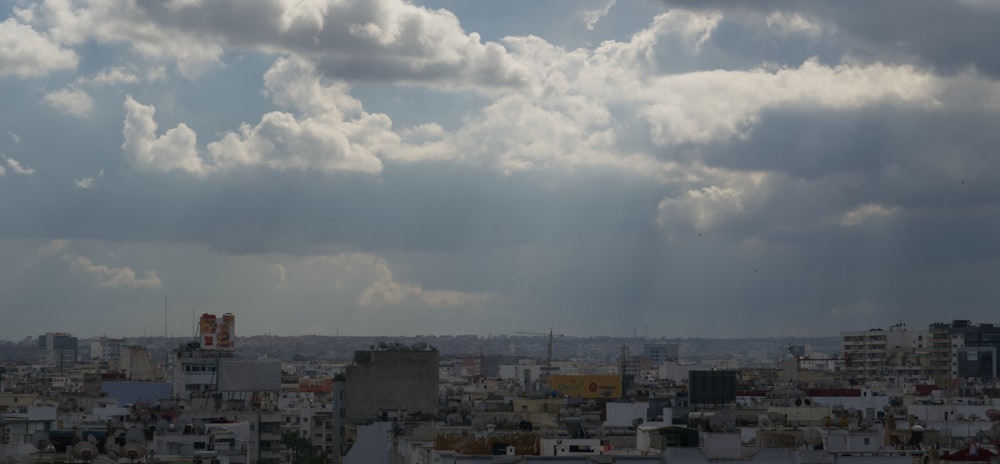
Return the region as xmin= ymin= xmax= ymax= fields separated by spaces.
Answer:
xmin=1 ymin=0 xmax=999 ymax=341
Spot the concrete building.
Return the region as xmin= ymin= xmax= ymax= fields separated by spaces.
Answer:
xmin=643 ymin=344 xmax=679 ymax=365
xmin=936 ymin=320 xmax=1000 ymax=381
xmin=119 ymin=345 xmax=158 ymax=381
xmin=36 ymin=333 xmax=78 ymax=368
xmin=89 ymin=337 xmax=125 ymax=364
xmin=344 ymin=346 xmax=438 ymax=424
xmin=841 ymin=324 xmax=927 ymax=381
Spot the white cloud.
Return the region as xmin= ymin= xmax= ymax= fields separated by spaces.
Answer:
xmin=75 ymin=177 xmax=95 ymax=189
xmin=69 ymin=256 xmax=162 ymax=289
xmin=637 ymin=59 xmax=936 ymax=146
xmin=122 ymin=95 xmax=205 ymax=175
xmin=206 ymin=57 xmax=390 ymax=174
xmin=285 ymin=253 xmax=490 ymax=309
xmin=0 ymin=18 xmax=77 ymax=78
xmin=5 ymin=158 xmax=35 ymax=175
xmin=83 ymin=67 xmax=140 ymax=86
xmin=123 ymin=59 xmax=393 ymax=175
xmin=353 ymin=254 xmax=490 ymax=308
xmin=589 ymin=9 xmax=722 ymax=65
xmin=765 ymin=12 xmax=822 ymax=37
xmin=7 ymin=131 xmax=20 ymax=143
xmin=38 ymin=240 xmax=69 ymax=256
xmin=840 ymin=203 xmax=899 ymax=227
xmin=20 ymin=0 xmax=529 ymax=87
xmin=580 ymin=0 xmax=616 ymax=31
xmin=18 ymin=1 xmax=222 ymax=77
xmin=655 ymin=165 xmax=776 ymax=233
xmin=43 ymin=88 xmax=94 ymax=117
xmin=271 ymin=263 xmax=286 ymax=288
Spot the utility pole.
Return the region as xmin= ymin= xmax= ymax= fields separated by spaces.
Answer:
xmin=546 ymin=329 xmax=554 ymax=376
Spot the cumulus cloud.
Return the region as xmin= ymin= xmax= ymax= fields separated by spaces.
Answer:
xmin=5 ymin=158 xmax=35 ymax=175
xmin=120 ymin=58 xmax=402 ymax=176
xmin=75 ymin=177 xmax=94 ymax=189
xmin=657 ymin=169 xmax=770 ymax=232
xmin=391 ymin=13 xmax=944 ymax=174
xmin=19 ymin=0 xmax=529 ymax=87
xmin=205 ymin=57 xmax=388 ymax=174
xmin=121 ymin=96 xmax=204 ymax=174
xmin=840 ymin=203 xmax=899 ymax=227
xmin=43 ymin=88 xmax=94 ymax=117
xmin=580 ymin=0 xmax=616 ymax=30
xmin=593 ymin=9 xmax=722 ymax=61
xmin=7 ymin=131 xmax=20 ymax=143
xmin=354 ymin=254 xmax=491 ymax=308
xmin=82 ymin=67 xmax=140 ymax=86
xmin=69 ymin=256 xmax=162 ymax=289
xmin=38 ymin=240 xmax=69 ymax=256
xmin=284 ymin=253 xmax=490 ymax=310
xmin=638 ymin=59 xmax=936 ymax=146
xmin=0 ymin=18 xmax=77 ymax=78
xmin=765 ymin=11 xmax=821 ymax=37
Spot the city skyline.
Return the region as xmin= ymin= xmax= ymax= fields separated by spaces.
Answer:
xmin=2 ymin=0 xmax=1000 ymax=339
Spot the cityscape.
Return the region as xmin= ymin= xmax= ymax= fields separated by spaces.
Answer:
xmin=2 ymin=315 xmax=1000 ymax=463
xmin=3 ymin=0 xmax=1000 ymax=463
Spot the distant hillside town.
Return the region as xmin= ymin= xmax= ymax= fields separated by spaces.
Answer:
xmin=2 ymin=315 xmax=1000 ymax=463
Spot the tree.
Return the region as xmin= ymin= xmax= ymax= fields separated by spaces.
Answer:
xmin=281 ymin=431 xmax=326 ymax=464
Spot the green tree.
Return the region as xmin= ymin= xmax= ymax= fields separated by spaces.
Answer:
xmin=281 ymin=431 xmax=326 ymax=464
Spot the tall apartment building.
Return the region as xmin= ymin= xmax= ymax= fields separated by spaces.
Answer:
xmin=841 ymin=324 xmax=927 ymax=382
xmin=344 ymin=345 xmax=439 ymax=424
xmin=37 ymin=332 xmax=78 ymax=367
xmin=931 ymin=320 xmax=1000 ymax=382
xmin=843 ymin=320 xmax=1000 ymax=386
xmin=89 ymin=337 xmax=125 ymax=364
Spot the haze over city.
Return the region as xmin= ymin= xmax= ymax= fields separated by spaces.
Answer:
xmin=2 ymin=0 xmax=999 ymax=340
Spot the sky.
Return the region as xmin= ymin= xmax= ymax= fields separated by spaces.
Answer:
xmin=1 ymin=0 xmax=999 ymax=341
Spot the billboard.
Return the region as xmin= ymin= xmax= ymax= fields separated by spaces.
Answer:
xmin=547 ymin=374 xmax=622 ymax=399
xmin=198 ymin=313 xmax=235 ymax=350
xmin=199 ymin=314 xmax=217 ymax=348
xmin=689 ymin=370 xmax=736 ymax=405
xmin=218 ymin=360 xmax=281 ymax=391
xmin=217 ymin=313 xmax=235 ymax=349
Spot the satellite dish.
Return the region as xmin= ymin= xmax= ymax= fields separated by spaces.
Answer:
xmin=31 ymin=430 xmax=50 ymax=451
xmin=804 ymin=428 xmax=823 ymax=445
xmin=122 ymin=443 xmax=146 ymax=462
xmin=125 ymin=428 xmax=145 ymax=444
xmin=72 ymin=442 xmax=99 ymax=462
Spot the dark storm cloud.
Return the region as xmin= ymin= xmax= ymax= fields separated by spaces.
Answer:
xmin=661 ymin=0 xmax=1000 ymax=76
xmin=691 ymin=107 xmax=1000 ymax=185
